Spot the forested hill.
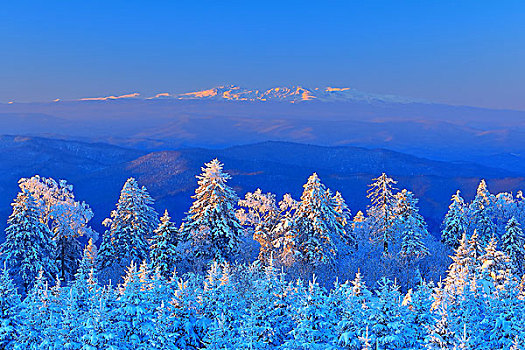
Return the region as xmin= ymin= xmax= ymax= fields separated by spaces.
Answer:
xmin=0 ymin=135 xmax=523 ymax=237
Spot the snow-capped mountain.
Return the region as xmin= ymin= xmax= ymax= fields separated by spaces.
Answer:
xmin=143 ymin=85 xmax=422 ymax=103
xmin=74 ymin=85 xmax=422 ymax=103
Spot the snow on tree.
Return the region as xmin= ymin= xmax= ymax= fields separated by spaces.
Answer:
xmin=272 ymin=194 xmax=299 ymax=267
xmin=501 ymin=216 xmax=525 ymax=274
xmin=469 ymin=180 xmax=496 ymax=244
xmin=443 ymin=233 xmax=475 ymax=299
xmin=293 ymin=173 xmax=343 ymax=267
xmin=1 ymin=190 xmax=57 ymax=291
xmin=181 ymin=159 xmax=243 ymax=262
xmin=332 ymin=191 xmax=357 ymax=249
xmin=98 ymin=178 xmax=158 ymax=272
xmin=363 ymin=277 xmax=408 ymax=350
xmin=237 ymin=189 xmax=282 ymax=264
xmin=77 ymin=238 xmax=98 ymax=279
xmin=283 ymin=275 xmax=339 ymax=349
xmin=149 ymin=210 xmax=181 ymax=278
xmin=201 ymin=261 xmax=244 ymax=349
xmin=338 ymin=271 xmax=373 ymax=349
xmin=17 ymin=270 xmax=56 ymax=348
xmin=19 ymin=175 xmax=96 ymax=282
xmin=476 ymin=237 xmax=512 ymax=294
xmin=426 ymin=305 xmax=456 ymax=350
xmin=112 ymin=261 xmax=155 ymax=348
xmin=0 ymin=267 xmax=20 ymax=349
xmin=401 ymin=280 xmax=435 ymax=348
xmin=441 ymin=190 xmax=468 ymax=249
xmin=366 ymin=173 xmax=398 ymax=254
xmin=395 ymin=189 xmax=429 ymax=260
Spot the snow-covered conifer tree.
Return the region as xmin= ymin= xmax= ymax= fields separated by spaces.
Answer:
xmin=363 ymin=277 xmax=408 ymax=349
xmin=284 ymin=275 xmax=339 ymax=349
xmin=113 ymin=261 xmax=155 ymax=348
xmin=469 ymin=180 xmax=496 ymax=244
xmin=150 ymin=210 xmax=181 ymax=278
xmin=293 ymin=173 xmax=343 ymax=267
xmin=441 ymin=190 xmax=468 ymax=249
xmin=0 ymin=267 xmax=20 ymax=349
xmin=98 ymin=178 xmax=158 ymax=273
xmin=395 ymin=189 xmax=429 ymax=260
xmin=181 ymin=159 xmax=243 ymax=262
xmin=366 ymin=173 xmax=398 ymax=254
xmin=1 ymin=190 xmax=57 ymax=291
xmin=332 ymin=191 xmax=357 ymax=249
xmin=501 ymin=216 xmax=525 ymax=274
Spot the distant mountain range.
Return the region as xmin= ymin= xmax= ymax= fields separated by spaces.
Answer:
xmin=0 ymin=136 xmax=523 ymax=241
xmin=73 ymin=85 xmax=421 ymax=104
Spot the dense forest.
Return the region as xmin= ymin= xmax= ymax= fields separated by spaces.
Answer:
xmin=1 ymin=159 xmax=524 ymax=349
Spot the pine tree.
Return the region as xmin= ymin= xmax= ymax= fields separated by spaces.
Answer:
xmin=1 ymin=190 xmax=57 ymax=291
xmin=501 ymin=217 xmax=525 ymax=274
xmin=98 ymin=178 xmax=158 ymax=272
xmin=150 ymin=210 xmax=180 ymax=278
xmin=0 ymin=267 xmax=20 ymax=349
xmin=366 ymin=173 xmax=398 ymax=254
xmin=293 ymin=173 xmax=343 ymax=267
xmin=396 ymin=189 xmax=429 ymax=260
xmin=469 ymin=180 xmax=496 ymax=244
xmin=181 ymin=159 xmax=243 ymax=262
xmin=441 ymin=191 xmax=468 ymax=249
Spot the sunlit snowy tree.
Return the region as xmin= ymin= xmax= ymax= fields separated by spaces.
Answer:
xmin=181 ymin=159 xmax=243 ymax=262
xmin=19 ymin=175 xmax=95 ymax=282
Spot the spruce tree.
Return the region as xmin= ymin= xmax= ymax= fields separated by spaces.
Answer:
xmin=150 ymin=210 xmax=180 ymax=278
xmin=181 ymin=159 xmax=243 ymax=262
xmin=366 ymin=173 xmax=398 ymax=254
xmin=98 ymin=178 xmax=158 ymax=272
xmin=0 ymin=267 xmax=20 ymax=349
xmin=469 ymin=180 xmax=496 ymax=244
xmin=1 ymin=190 xmax=57 ymax=291
xmin=441 ymin=190 xmax=468 ymax=249
xmin=293 ymin=173 xmax=343 ymax=267
xmin=501 ymin=216 xmax=525 ymax=274
xmin=396 ymin=189 xmax=429 ymax=260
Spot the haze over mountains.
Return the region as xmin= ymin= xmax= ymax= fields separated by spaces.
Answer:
xmin=2 ymin=85 xmax=525 ymax=167
xmin=1 ymin=85 xmax=525 ymax=238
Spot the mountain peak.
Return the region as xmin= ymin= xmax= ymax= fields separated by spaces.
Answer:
xmin=76 ymin=86 xmax=422 ymax=104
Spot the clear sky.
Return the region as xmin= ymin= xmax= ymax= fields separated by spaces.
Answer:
xmin=1 ymin=1 xmax=524 ymax=109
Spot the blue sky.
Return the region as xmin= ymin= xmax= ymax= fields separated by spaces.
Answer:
xmin=1 ymin=1 xmax=524 ymax=109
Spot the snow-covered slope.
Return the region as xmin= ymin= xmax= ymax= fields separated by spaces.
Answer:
xmin=143 ymin=85 xmax=420 ymax=103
